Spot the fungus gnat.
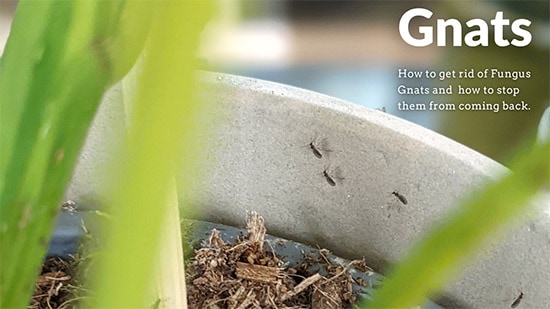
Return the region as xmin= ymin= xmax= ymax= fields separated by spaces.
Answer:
xmin=392 ymin=191 xmax=408 ymax=205
xmin=306 ymin=136 xmax=330 ymax=159
xmin=309 ymin=142 xmax=323 ymax=158
xmin=322 ymin=167 xmax=343 ymax=187
xmin=323 ymin=169 xmax=336 ymax=186
xmin=511 ymin=292 xmax=524 ymax=308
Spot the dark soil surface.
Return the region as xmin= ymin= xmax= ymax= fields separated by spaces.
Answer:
xmin=186 ymin=212 xmax=367 ymax=308
xmin=33 ymin=210 xmax=379 ymax=308
xmin=30 ymin=256 xmax=80 ymax=309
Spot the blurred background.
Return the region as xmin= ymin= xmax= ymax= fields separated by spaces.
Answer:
xmin=2 ymin=0 xmax=548 ymax=163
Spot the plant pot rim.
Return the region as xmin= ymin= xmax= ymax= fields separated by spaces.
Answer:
xmin=62 ymin=72 xmax=549 ymax=308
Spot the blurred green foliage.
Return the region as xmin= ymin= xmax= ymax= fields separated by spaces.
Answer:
xmin=89 ymin=1 xmax=213 ymax=307
xmin=0 ymin=1 xmax=144 ymax=307
xmin=0 ymin=0 xmax=211 ymax=307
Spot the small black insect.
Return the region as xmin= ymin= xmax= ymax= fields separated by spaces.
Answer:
xmin=511 ymin=292 xmax=524 ymax=308
xmin=392 ymin=191 xmax=408 ymax=205
xmin=309 ymin=142 xmax=323 ymax=159
xmin=306 ymin=136 xmax=331 ymax=159
xmin=323 ymin=169 xmax=336 ymax=186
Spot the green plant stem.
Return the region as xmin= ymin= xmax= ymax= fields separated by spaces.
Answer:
xmin=90 ymin=1 xmax=213 ymax=307
xmin=366 ymin=141 xmax=550 ymax=308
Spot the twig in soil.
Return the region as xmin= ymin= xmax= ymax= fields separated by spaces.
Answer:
xmin=246 ymin=211 xmax=266 ymax=248
xmin=207 ymin=229 xmax=225 ymax=248
xmin=318 ymin=248 xmax=333 ymax=266
xmin=235 ymin=288 xmax=256 ymax=309
xmin=312 ymin=279 xmax=343 ymax=309
xmin=281 ymin=273 xmax=323 ymax=301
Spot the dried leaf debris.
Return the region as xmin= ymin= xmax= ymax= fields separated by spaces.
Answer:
xmin=187 ymin=211 xmax=359 ymax=308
